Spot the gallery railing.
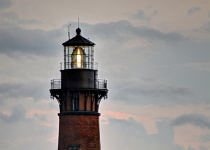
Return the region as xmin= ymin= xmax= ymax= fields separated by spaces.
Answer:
xmin=51 ymin=79 xmax=61 ymax=89
xmin=50 ymin=79 xmax=107 ymax=90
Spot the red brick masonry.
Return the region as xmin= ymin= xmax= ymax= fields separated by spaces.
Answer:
xmin=58 ymin=115 xmax=100 ymax=150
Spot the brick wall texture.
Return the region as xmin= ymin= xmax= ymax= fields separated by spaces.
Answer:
xmin=58 ymin=115 xmax=100 ymax=150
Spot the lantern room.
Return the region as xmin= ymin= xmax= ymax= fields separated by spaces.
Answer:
xmin=62 ymin=28 xmax=96 ymax=70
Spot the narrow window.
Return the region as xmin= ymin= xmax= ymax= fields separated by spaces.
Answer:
xmin=72 ymin=93 xmax=79 ymax=111
xmin=68 ymin=144 xmax=81 ymax=150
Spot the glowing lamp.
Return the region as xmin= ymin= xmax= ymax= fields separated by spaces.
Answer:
xmin=72 ymin=47 xmax=85 ymax=68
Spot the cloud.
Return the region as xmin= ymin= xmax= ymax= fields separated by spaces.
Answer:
xmin=133 ymin=10 xmax=150 ymax=21
xmin=199 ymin=134 xmax=210 ymax=143
xmin=83 ymin=20 xmax=186 ymax=46
xmin=110 ymin=79 xmax=195 ymax=106
xmin=0 ymin=0 xmax=11 ymax=10
xmin=101 ymin=117 xmax=184 ymax=150
xmin=1 ymin=12 xmax=46 ymax=26
xmin=0 ymin=25 xmax=64 ymax=56
xmin=0 ymin=105 xmax=26 ymax=123
xmin=171 ymin=113 xmax=210 ymax=129
xmin=185 ymin=62 xmax=210 ymax=72
xmin=102 ymin=110 xmax=144 ymax=122
xmin=198 ymin=146 xmax=208 ymax=150
xmin=152 ymin=10 xmax=158 ymax=16
xmin=133 ymin=9 xmax=158 ymax=23
xmin=187 ymin=7 xmax=202 ymax=15
xmin=0 ymin=105 xmax=57 ymax=150
xmin=0 ymin=19 xmax=186 ymax=57
xmin=0 ymin=82 xmax=49 ymax=101
xmin=125 ymin=83 xmax=193 ymax=98
xmin=187 ymin=147 xmax=196 ymax=150
xmin=192 ymin=20 xmax=210 ymax=33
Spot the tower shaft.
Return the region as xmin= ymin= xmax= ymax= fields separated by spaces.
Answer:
xmin=58 ymin=114 xmax=100 ymax=150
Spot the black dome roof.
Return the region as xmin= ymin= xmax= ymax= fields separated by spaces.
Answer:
xmin=62 ymin=28 xmax=95 ymax=46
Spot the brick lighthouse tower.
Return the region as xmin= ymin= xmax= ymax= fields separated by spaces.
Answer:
xmin=50 ymin=27 xmax=108 ymax=150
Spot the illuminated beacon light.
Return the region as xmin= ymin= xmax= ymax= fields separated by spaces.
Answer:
xmin=72 ymin=47 xmax=85 ymax=68
xmin=77 ymin=49 xmax=82 ymax=68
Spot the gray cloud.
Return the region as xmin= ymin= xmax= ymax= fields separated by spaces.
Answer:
xmin=0 ymin=82 xmax=49 ymax=101
xmin=187 ymin=7 xmax=202 ymax=15
xmin=0 ymin=105 xmax=26 ymax=123
xmin=199 ymin=134 xmax=210 ymax=143
xmin=171 ymin=113 xmax=210 ymax=129
xmin=193 ymin=21 xmax=210 ymax=33
xmin=123 ymin=83 xmax=193 ymax=98
xmin=0 ymin=12 xmax=62 ymax=56
xmin=101 ymin=118 xmax=184 ymax=150
xmin=152 ymin=10 xmax=158 ymax=16
xmin=185 ymin=62 xmax=210 ymax=72
xmin=187 ymin=147 xmax=196 ymax=150
xmin=199 ymin=146 xmax=208 ymax=150
xmin=110 ymin=80 xmax=195 ymax=106
xmin=0 ymin=0 xmax=11 ymax=10
xmin=1 ymin=12 xmax=46 ymax=25
xmin=203 ymin=21 xmax=210 ymax=32
xmin=0 ymin=105 xmax=57 ymax=150
xmin=0 ymin=25 xmax=64 ymax=56
xmin=82 ymin=20 xmax=186 ymax=45
xmin=0 ymin=19 xmax=186 ymax=57
xmin=133 ymin=10 xmax=150 ymax=22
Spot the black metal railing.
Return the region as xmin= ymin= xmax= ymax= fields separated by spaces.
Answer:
xmin=60 ymin=62 xmax=98 ymax=70
xmin=50 ymin=79 xmax=107 ymax=90
xmin=51 ymin=79 xmax=61 ymax=89
xmin=96 ymin=79 xmax=107 ymax=89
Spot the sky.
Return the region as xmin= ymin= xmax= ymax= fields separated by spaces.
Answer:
xmin=0 ymin=0 xmax=210 ymax=149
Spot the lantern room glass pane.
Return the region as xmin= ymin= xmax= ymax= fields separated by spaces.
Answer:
xmin=64 ymin=46 xmax=95 ymax=69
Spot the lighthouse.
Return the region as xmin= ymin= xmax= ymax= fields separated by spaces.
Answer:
xmin=50 ymin=27 xmax=108 ymax=150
